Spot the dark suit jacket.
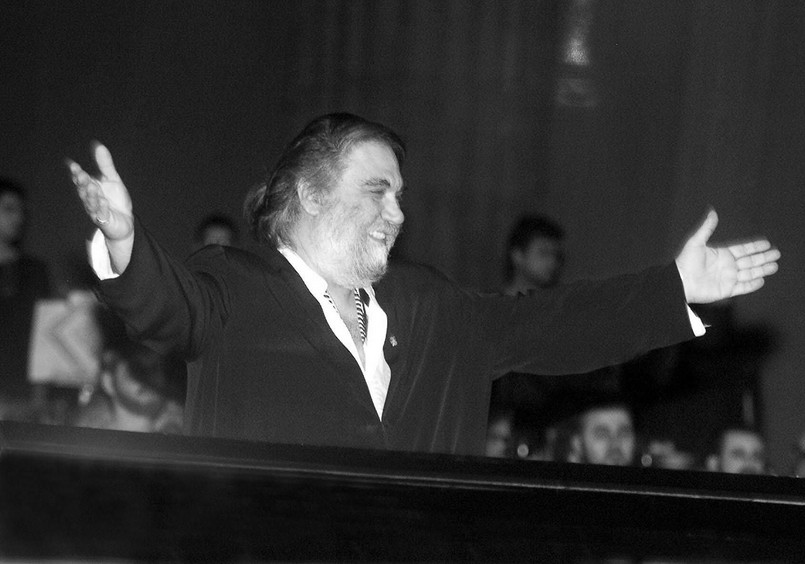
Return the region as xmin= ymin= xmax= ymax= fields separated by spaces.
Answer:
xmin=100 ymin=218 xmax=694 ymax=455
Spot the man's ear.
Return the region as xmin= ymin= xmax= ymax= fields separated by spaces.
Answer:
xmin=297 ymin=180 xmax=324 ymax=216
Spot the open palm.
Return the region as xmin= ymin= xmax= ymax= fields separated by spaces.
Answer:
xmin=675 ymin=210 xmax=780 ymax=303
xmin=68 ymin=143 xmax=133 ymax=242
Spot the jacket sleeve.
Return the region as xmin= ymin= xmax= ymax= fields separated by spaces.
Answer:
xmin=97 ymin=216 xmax=230 ymax=360
xmin=489 ymin=262 xmax=696 ymax=376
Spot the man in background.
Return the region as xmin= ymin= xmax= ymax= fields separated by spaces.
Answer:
xmin=502 ymin=214 xmax=565 ymax=296
xmin=0 ymin=177 xmax=53 ymax=416
xmin=707 ymin=426 xmax=767 ymax=475
xmin=193 ymin=213 xmax=240 ymax=251
xmin=569 ymin=401 xmax=637 ymax=466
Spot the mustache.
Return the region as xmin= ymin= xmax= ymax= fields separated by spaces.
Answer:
xmin=389 ymin=221 xmax=403 ymax=237
xmin=374 ymin=221 xmax=403 ymax=243
xmin=387 ymin=223 xmax=402 ymax=241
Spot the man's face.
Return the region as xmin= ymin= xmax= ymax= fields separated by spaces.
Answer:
xmin=0 ymin=192 xmax=25 ymax=245
xmin=719 ymin=430 xmax=765 ymax=474
xmin=512 ymin=237 xmax=564 ymax=288
xmin=578 ymin=407 xmax=635 ymax=466
xmin=311 ymin=141 xmax=404 ymax=287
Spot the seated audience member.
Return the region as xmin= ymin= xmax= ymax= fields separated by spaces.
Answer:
xmin=641 ymin=439 xmax=697 ymax=470
xmin=485 ymin=407 xmax=515 ymax=458
xmin=485 ymin=406 xmax=554 ymax=460
xmin=706 ymin=426 xmax=767 ymax=475
xmin=73 ymin=338 xmax=184 ymax=434
xmin=569 ymin=401 xmax=637 ymax=467
xmin=0 ymin=177 xmax=53 ymax=416
xmin=193 ymin=212 xmax=240 ymax=251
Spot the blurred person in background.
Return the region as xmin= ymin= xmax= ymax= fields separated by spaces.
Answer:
xmin=502 ymin=214 xmax=565 ymax=296
xmin=73 ymin=310 xmax=184 ymax=433
xmin=73 ymin=339 xmax=184 ymax=434
xmin=485 ymin=407 xmax=515 ymax=458
xmin=641 ymin=438 xmax=697 ymax=470
xmin=193 ymin=212 xmax=240 ymax=251
xmin=0 ymin=177 xmax=53 ymax=417
xmin=569 ymin=401 xmax=637 ymax=467
xmin=706 ymin=426 xmax=767 ymax=475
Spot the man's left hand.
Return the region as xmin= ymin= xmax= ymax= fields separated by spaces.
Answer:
xmin=675 ymin=209 xmax=780 ymax=304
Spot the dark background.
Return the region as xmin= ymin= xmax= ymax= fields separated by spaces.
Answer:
xmin=2 ymin=0 xmax=803 ymax=472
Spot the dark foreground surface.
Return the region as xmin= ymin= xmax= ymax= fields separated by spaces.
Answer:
xmin=1 ymin=421 xmax=804 ymax=562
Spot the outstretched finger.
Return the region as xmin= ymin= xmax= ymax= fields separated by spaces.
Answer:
xmin=728 ymin=239 xmax=772 ymax=258
xmin=93 ymin=142 xmax=120 ymax=182
xmin=734 ymin=248 xmax=780 ymax=269
xmin=66 ymin=159 xmax=81 ymax=178
xmin=67 ymin=160 xmax=93 ymax=188
xmin=736 ymin=262 xmax=779 ymax=282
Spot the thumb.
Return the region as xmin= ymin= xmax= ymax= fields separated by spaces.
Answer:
xmin=687 ymin=207 xmax=718 ymax=247
xmin=92 ymin=141 xmax=121 ymax=182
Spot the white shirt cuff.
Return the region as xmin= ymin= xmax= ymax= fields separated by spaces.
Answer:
xmin=87 ymin=229 xmax=119 ymax=280
xmin=687 ymin=305 xmax=706 ymax=336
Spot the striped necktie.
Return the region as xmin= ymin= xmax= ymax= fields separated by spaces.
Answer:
xmin=324 ymin=288 xmax=369 ymax=344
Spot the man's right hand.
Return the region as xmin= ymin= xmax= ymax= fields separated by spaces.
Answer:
xmin=67 ymin=143 xmax=135 ymax=273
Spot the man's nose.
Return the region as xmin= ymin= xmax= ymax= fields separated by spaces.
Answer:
xmin=382 ymin=195 xmax=404 ymax=225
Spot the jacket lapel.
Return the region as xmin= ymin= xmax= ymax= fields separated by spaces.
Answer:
xmin=375 ymin=281 xmax=406 ymax=420
xmin=257 ymin=246 xmax=378 ymax=416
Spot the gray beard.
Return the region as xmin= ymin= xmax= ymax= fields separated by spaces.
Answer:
xmin=327 ymin=242 xmax=391 ymax=288
xmin=311 ymin=205 xmax=400 ymax=288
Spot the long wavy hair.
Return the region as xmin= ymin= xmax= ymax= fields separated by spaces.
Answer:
xmin=244 ymin=113 xmax=405 ymax=247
